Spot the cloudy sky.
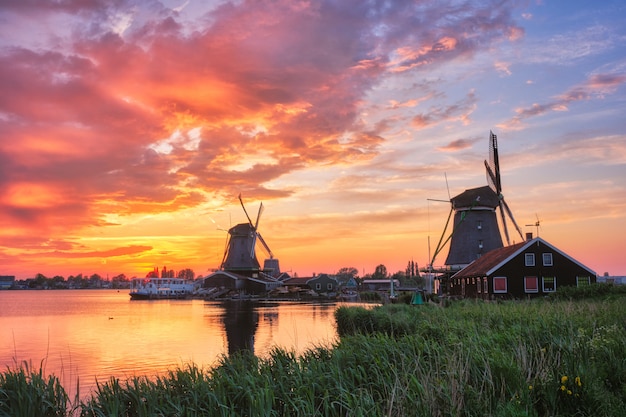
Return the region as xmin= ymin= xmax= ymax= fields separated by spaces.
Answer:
xmin=1 ymin=0 xmax=625 ymax=280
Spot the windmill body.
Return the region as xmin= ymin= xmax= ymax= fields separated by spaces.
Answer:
xmin=444 ymin=185 xmax=503 ymax=269
xmin=222 ymin=223 xmax=261 ymax=273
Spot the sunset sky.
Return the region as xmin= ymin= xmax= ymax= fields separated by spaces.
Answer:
xmin=1 ymin=0 xmax=625 ymax=280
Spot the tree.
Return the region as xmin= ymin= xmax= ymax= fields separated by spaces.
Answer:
xmin=177 ymin=268 xmax=195 ymax=280
xmin=406 ymin=260 xmax=419 ymax=277
xmin=51 ymin=275 xmax=66 ymax=289
xmin=372 ymin=264 xmax=388 ymax=280
xmin=336 ymin=266 xmax=358 ymax=280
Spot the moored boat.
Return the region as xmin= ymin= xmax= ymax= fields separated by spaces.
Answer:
xmin=129 ymin=277 xmax=195 ymax=300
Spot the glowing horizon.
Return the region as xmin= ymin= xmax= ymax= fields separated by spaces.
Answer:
xmin=1 ymin=1 xmax=625 ymax=280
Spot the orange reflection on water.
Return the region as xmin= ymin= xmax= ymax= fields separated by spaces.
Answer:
xmin=0 ymin=290 xmax=363 ymax=399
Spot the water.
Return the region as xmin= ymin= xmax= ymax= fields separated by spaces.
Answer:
xmin=0 ymin=290 xmax=358 ymax=398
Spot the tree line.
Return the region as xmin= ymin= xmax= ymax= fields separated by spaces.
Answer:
xmin=335 ymin=259 xmax=424 ymax=287
xmin=12 ymin=267 xmax=198 ymax=290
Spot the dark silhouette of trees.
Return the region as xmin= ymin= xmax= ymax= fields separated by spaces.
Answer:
xmin=372 ymin=264 xmax=388 ymax=279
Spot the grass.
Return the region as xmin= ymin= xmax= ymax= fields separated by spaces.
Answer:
xmin=1 ymin=284 xmax=625 ymax=416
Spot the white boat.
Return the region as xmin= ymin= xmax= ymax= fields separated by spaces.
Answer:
xmin=129 ymin=277 xmax=195 ymax=300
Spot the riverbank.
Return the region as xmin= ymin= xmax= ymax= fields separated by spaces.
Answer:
xmin=2 ymin=285 xmax=625 ymax=416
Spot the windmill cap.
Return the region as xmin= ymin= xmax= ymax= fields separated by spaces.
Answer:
xmin=451 ymin=185 xmax=499 ymax=209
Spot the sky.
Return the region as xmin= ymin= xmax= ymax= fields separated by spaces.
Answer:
xmin=1 ymin=0 xmax=625 ymax=280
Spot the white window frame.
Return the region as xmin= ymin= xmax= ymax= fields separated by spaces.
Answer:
xmin=483 ymin=278 xmax=488 ymax=294
xmin=327 ymin=283 xmax=333 ymax=290
xmin=315 ymin=283 xmax=321 ymax=290
xmin=542 ymin=253 xmax=553 ymax=266
xmin=542 ymin=276 xmax=556 ymax=293
xmin=524 ymin=276 xmax=539 ymax=293
xmin=577 ymin=276 xmax=591 ymax=286
xmin=493 ymin=276 xmax=507 ymax=293
xmin=525 ymin=253 xmax=535 ymax=266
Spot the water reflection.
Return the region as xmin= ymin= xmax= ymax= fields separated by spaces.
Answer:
xmin=220 ymin=300 xmax=259 ymax=355
xmin=216 ymin=300 xmax=336 ymax=357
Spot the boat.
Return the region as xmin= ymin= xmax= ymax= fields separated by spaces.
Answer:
xmin=129 ymin=277 xmax=195 ymax=300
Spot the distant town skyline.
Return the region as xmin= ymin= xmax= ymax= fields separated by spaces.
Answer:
xmin=1 ymin=0 xmax=625 ymax=280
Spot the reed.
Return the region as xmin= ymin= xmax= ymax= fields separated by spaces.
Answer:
xmin=0 ymin=360 xmax=70 ymax=417
xmin=2 ymin=287 xmax=625 ymax=416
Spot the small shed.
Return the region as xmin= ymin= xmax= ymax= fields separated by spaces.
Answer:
xmin=450 ymin=236 xmax=596 ymax=299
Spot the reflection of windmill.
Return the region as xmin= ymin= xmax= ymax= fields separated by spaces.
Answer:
xmin=430 ymin=131 xmax=523 ymax=271
xmin=220 ymin=194 xmax=281 ymax=277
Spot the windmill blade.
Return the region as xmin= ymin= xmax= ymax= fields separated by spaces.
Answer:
xmin=238 ymin=193 xmax=254 ymax=227
xmin=255 ymin=202 xmax=264 ymax=230
xmin=499 ymin=201 xmax=511 ymax=245
xmin=488 ymin=131 xmax=502 ymax=193
xmin=484 ymin=160 xmax=498 ymax=192
xmin=502 ymin=198 xmax=524 ymax=241
xmin=256 ymin=232 xmax=274 ymax=259
xmin=249 ymin=229 xmax=258 ymax=259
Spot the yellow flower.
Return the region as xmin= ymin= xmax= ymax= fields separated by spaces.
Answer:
xmin=528 ymin=385 xmax=533 ymax=390
xmin=567 ymin=390 xmax=572 ymax=395
xmin=575 ymin=376 xmax=582 ymax=387
xmin=561 ymin=375 xmax=568 ymax=384
xmin=561 ymin=385 xmax=566 ymax=391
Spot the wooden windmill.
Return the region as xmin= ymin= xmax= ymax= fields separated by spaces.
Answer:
xmin=430 ymin=131 xmax=524 ymax=270
xmin=221 ymin=194 xmax=280 ymax=277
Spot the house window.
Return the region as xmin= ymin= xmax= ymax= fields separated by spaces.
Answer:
xmin=315 ymin=283 xmax=321 ymax=290
xmin=543 ymin=253 xmax=553 ymax=266
xmin=477 ymin=279 xmax=482 ymax=293
xmin=577 ymin=276 xmax=591 ymax=287
xmin=327 ymin=283 xmax=333 ymax=290
xmin=524 ymin=276 xmax=539 ymax=293
xmin=477 ymin=220 xmax=482 ymax=230
xmin=493 ymin=277 xmax=507 ymax=293
xmin=542 ymin=276 xmax=556 ymax=292
xmin=525 ymin=253 xmax=535 ymax=266
xmin=483 ymin=278 xmax=488 ymax=293
xmin=478 ymin=240 xmax=483 ymax=249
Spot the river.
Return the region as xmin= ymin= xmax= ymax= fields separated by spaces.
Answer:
xmin=0 ymin=289 xmax=363 ymax=398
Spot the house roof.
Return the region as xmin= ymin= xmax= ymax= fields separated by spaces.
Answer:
xmin=283 ymin=277 xmax=311 ymax=286
xmin=451 ymin=237 xmax=597 ymax=279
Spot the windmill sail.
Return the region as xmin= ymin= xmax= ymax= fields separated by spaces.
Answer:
xmin=483 ymin=131 xmax=524 ymax=245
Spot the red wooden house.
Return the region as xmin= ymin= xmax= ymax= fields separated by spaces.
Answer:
xmin=449 ymin=236 xmax=596 ymax=299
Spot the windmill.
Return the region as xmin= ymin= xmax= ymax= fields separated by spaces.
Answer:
xmin=220 ymin=194 xmax=280 ymax=277
xmin=429 ymin=131 xmax=523 ymax=271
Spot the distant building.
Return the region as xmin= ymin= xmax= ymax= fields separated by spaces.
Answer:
xmin=0 ymin=275 xmax=15 ymax=290
xmin=596 ymin=274 xmax=626 ymax=285
xmin=450 ymin=236 xmax=596 ymax=299
xmin=362 ymin=279 xmax=400 ymax=291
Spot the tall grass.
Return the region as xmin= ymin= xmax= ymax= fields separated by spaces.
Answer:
xmin=0 ymin=360 xmax=72 ymax=417
xmin=2 ymin=288 xmax=625 ymax=416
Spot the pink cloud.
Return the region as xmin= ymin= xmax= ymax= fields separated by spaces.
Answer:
xmin=500 ymin=72 xmax=626 ymax=129
xmin=0 ymin=0 xmax=524 ymax=263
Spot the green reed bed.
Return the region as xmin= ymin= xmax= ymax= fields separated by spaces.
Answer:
xmin=0 ymin=360 xmax=72 ymax=417
xmin=2 ymin=287 xmax=625 ymax=416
